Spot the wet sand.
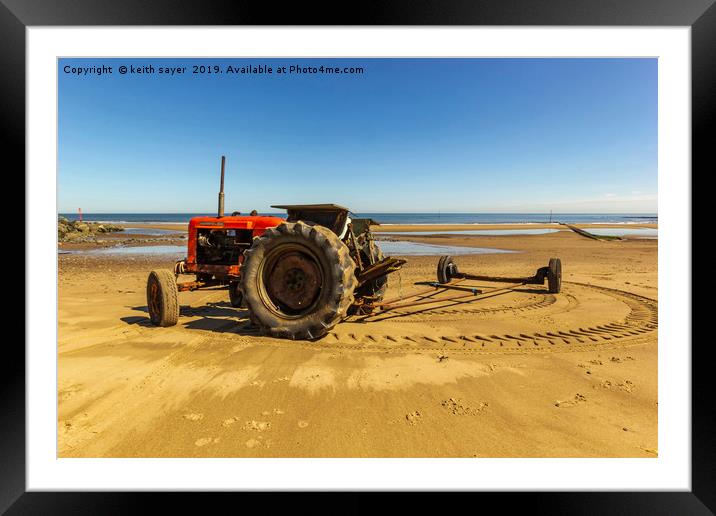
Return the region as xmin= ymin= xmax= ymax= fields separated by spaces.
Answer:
xmin=58 ymin=229 xmax=657 ymax=457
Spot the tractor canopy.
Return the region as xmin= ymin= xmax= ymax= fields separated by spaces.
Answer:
xmin=271 ymin=204 xmax=380 ymax=237
xmin=271 ymin=204 xmax=351 ymax=236
xmin=350 ymin=218 xmax=380 ymax=236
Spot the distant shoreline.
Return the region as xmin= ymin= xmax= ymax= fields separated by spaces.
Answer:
xmin=112 ymin=222 xmax=657 ymax=233
xmin=59 ymin=212 xmax=658 ymax=227
xmin=59 ymin=209 xmax=658 ymax=225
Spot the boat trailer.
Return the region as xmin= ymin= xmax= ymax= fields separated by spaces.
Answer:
xmin=360 ymin=256 xmax=562 ymax=314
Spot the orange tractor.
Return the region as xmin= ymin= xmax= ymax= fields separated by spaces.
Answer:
xmin=146 ymin=157 xmax=405 ymax=340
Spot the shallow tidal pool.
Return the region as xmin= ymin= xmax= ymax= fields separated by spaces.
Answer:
xmin=66 ymin=241 xmax=511 ymax=257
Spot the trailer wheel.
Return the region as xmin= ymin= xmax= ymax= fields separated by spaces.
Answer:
xmin=547 ymin=258 xmax=562 ymax=294
xmin=229 ymin=280 xmax=243 ymax=308
xmin=437 ymin=255 xmax=456 ymax=284
xmin=146 ymin=270 xmax=179 ymax=327
xmin=240 ymin=221 xmax=357 ymax=340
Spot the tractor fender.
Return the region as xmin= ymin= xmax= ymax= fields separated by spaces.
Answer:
xmin=338 ymin=216 xmax=352 ymax=240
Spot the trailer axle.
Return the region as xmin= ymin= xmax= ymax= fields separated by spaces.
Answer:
xmin=437 ymin=255 xmax=562 ymax=294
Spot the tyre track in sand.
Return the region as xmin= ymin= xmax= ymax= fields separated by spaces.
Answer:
xmin=274 ymin=282 xmax=658 ymax=354
xmin=368 ymin=292 xmax=561 ymax=322
xmin=84 ymin=282 xmax=657 ymax=357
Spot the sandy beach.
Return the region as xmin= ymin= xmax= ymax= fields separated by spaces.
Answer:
xmin=58 ymin=228 xmax=657 ymax=458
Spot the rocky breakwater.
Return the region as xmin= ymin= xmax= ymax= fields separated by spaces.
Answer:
xmin=58 ymin=217 xmax=125 ymax=242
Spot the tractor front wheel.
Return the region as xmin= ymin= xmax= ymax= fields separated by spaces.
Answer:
xmin=240 ymin=221 xmax=357 ymax=340
xmin=146 ymin=270 xmax=179 ymax=326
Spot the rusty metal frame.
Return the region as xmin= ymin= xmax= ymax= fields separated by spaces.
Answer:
xmin=176 ymin=278 xmax=224 ymax=292
xmin=364 ymin=279 xmax=527 ymax=313
xmin=356 ymin=257 xmax=407 ymax=286
xmin=448 ymin=269 xmax=550 ymax=286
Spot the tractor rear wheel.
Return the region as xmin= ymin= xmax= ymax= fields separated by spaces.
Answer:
xmin=240 ymin=221 xmax=357 ymax=340
xmin=146 ymin=270 xmax=179 ymax=326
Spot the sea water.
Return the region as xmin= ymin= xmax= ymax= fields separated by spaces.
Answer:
xmin=59 ymin=212 xmax=657 ymax=225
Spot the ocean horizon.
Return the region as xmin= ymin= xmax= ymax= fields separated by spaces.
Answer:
xmin=58 ymin=212 xmax=658 ymax=225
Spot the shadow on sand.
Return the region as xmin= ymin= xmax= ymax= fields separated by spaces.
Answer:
xmin=121 ymin=301 xmax=261 ymax=335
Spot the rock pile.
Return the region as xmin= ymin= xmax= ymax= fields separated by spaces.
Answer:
xmin=58 ymin=216 xmax=124 ymax=242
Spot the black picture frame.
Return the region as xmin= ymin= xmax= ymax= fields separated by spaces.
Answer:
xmin=6 ymin=0 xmax=708 ymax=513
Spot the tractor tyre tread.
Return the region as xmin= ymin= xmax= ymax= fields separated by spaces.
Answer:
xmin=240 ymin=221 xmax=357 ymax=340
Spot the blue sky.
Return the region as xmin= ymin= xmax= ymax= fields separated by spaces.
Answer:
xmin=58 ymin=58 xmax=657 ymax=213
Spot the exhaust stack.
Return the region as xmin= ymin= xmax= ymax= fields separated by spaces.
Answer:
xmin=218 ymin=155 xmax=225 ymax=217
